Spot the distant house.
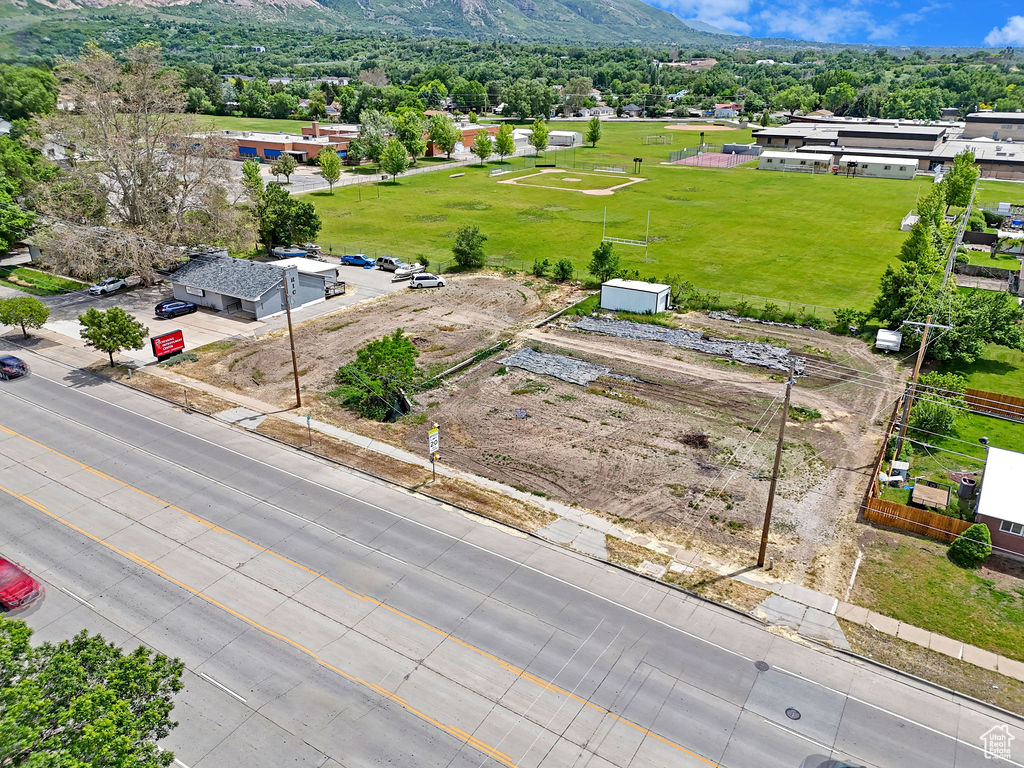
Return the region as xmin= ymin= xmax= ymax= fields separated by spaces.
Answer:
xmin=754 ymin=59 xmax=776 ymax=65
xmin=667 ymin=89 xmax=689 ymax=101
xmin=713 ymin=103 xmax=740 ymax=118
xmin=583 ymin=106 xmax=614 ymax=118
xmin=620 ymin=104 xmax=643 ymax=117
xmin=976 ymin=447 xmax=1024 ymax=560
xmin=252 ymin=45 xmax=266 ymax=53
xmin=167 ymin=254 xmax=334 ymax=320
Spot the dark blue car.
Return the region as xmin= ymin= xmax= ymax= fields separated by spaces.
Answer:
xmin=341 ymin=254 xmax=374 ymax=268
xmin=0 ymin=356 xmax=28 ymax=380
xmin=155 ymin=300 xmax=198 ymax=319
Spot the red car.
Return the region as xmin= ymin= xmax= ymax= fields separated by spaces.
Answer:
xmin=0 ymin=557 xmax=42 ymax=610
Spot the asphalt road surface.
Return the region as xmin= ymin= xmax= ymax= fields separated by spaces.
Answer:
xmin=0 ymin=350 xmax=1021 ymax=768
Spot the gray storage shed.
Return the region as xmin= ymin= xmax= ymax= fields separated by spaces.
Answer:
xmin=600 ymin=278 xmax=671 ymax=314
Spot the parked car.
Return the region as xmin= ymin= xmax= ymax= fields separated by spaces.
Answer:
xmin=88 ymin=277 xmax=127 ymax=295
xmin=155 ymin=300 xmax=198 ymax=319
xmin=410 ymin=273 xmax=446 ymax=289
xmin=375 ymin=256 xmax=403 ymax=271
xmin=341 ymin=254 xmax=375 ymax=268
xmin=0 ymin=356 xmax=28 ymax=381
xmin=302 ymin=242 xmax=321 ymax=254
xmin=0 ymin=556 xmax=42 ymax=610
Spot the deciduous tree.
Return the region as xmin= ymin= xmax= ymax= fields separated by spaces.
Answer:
xmin=392 ymin=108 xmax=426 ymax=164
xmin=529 ymin=118 xmax=549 ymax=155
xmin=452 ymin=224 xmax=486 ymax=269
xmin=585 ymin=116 xmax=602 ymax=148
xmin=317 ymin=150 xmax=342 ymax=193
xmin=270 ymin=153 xmax=298 ymax=183
xmin=332 ymin=329 xmax=419 ymax=421
xmin=470 ymin=129 xmax=492 ymax=164
xmin=587 ymin=241 xmax=620 ymax=283
xmin=0 ymin=615 xmax=184 ymax=768
xmin=253 ymin=184 xmax=321 ymax=250
xmin=79 ymin=306 xmax=149 ymax=366
xmin=0 ymin=65 xmax=57 ymax=120
xmin=427 ymin=114 xmax=460 ymax=160
xmin=0 ymin=296 xmax=49 ymax=338
xmin=380 ymin=137 xmax=409 ymax=182
xmin=493 ymin=123 xmax=515 ymax=162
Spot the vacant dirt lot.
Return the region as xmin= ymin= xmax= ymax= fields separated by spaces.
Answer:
xmin=178 ymin=274 xmax=899 ymax=596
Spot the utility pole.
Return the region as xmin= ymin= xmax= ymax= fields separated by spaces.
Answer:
xmin=758 ymin=359 xmax=796 ymax=568
xmin=893 ymin=314 xmax=950 ymax=458
xmin=282 ymin=277 xmax=302 ymax=409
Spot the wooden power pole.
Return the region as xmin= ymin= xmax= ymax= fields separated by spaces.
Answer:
xmin=893 ymin=314 xmax=951 ymax=459
xmin=282 ymin=277 xmax=302 ymax=409
xmin=758 ymin=360 xmax=796 ymax=568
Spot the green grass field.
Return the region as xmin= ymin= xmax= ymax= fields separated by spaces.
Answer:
xmin=0 ymin=266 xmax=86 ymax=296
xmin=204 ymin=115 xmax=313 ymax=134
xmin=307 ymin=122 xmax=924 ymax=309
xmin=974 ymin=179 xmax=1024 ymax=212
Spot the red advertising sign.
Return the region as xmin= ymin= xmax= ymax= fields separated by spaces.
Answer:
xmin=151 ymin=330 xmax=185 ymax=359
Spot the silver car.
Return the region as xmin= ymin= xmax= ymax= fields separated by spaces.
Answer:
xmin=410 ymin=273 xmax=446 ymax=289
xmin=88 ymin=277 xmax=127 ymax=295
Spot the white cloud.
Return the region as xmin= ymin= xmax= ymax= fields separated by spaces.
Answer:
xmin=985 ymin=16 xmax=1024 ymax=46
xmin=652 ymin=0 xmax=753 ymax=34
xmin=757 ymin=0 xmax=877 ymax=41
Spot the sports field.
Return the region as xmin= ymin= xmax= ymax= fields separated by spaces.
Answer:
xmin=306 ymin=121 xmax=923 ymax=309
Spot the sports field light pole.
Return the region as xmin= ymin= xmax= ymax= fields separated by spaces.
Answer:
xmin=758 ymin=359 xmax=796 ymax=568
xmin=282 ymin=277 xmax=302 ymax=409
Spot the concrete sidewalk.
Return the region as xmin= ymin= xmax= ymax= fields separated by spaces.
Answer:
xmin=7 ymin=325 xmax=1024 ymax=686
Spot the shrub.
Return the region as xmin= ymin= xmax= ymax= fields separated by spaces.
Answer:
xmin=761 ymin=302 xmax=781 ymax=321
xmin=800 ymin=314 xmax=827 ymax=330
xmin=552 ymin=258 xmax=574 ymax=281
xmin=982 ymin=210 xmax=1005 ymax=228
xmin=947 ymin=523 xmax=992 ymax=568
xmin=158 ymin=351 xmax=199 ymax=367
xmin=832 ymin=307 xmax=865 ymax=334
xmin=909 ymin=371 xmax=967 ymax=437
xmin=416 ymin=254 xmax=430 ymax=269
xmin=531 ymin=258 xmax=550 ymax=278
xmin=733 ymin=300 xmax=754 ymax=317
xmin=967 ymin=210 xmax=986 ymax=232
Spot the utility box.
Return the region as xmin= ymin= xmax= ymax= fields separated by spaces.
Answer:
xmin=875 ymin=329 xmax=903 ymax=352
xmin=600 ymin=278 xmax=671 ymax=315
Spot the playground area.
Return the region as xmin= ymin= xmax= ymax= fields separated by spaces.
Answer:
xmin=498 ymin=168 xmax=646 ymax=196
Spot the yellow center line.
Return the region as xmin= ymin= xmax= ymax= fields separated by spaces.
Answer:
xmin=0 ymin=423 xmax=719 ymax=768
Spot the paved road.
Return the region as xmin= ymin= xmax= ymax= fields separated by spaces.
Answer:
xmin=0 ymin=350 xmax=1021 ymax=768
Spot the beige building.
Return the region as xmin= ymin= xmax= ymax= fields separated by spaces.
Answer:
xmin=962 ymin=111 xmax=1024 ymax=142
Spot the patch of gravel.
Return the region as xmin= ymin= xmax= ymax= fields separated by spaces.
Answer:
xmin=572 ymin=316 xmax=804 ymax=374
xmin=499 ymin=347 xmax=611 ymax=385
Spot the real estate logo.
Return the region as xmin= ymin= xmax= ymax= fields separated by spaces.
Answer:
xmin=981 ymin=724 xmax=1014 ymax=761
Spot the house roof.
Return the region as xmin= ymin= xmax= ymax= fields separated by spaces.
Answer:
xmin=839 ymin=154 xmax=918 ymax=166
xmin=169 ymin=255 xmax=283 ymax=301
xmin=978 ymin=447 xmax=1024 ymax=525
xmin=602 ymin=278 xmax=670 ymax=293
xmin=271 ymin=257 xmax=338 ymax=277
xmin=622 ymin=104 xmax=641 ymax=110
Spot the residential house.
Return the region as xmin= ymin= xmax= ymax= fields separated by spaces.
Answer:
xmin=975 ymin=447 xmax=1024 ymax=560
xmin=620 ymin=104 xmax=643 ymax=118
xmin=713 ymin=103 xmax=741 ymax=118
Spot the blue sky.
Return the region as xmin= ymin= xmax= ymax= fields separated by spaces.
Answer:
xmin=644 ymin=0 xmax=1024 ymax=47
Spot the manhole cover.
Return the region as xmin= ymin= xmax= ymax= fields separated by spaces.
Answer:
xmin=785 ymin=707 xmax=801 ymax=721
xmin=754 ymin=661 xmax=770 ymax=672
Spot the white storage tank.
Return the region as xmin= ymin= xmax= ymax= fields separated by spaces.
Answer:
xmin=600 ymin=278 xmax=671 ymax=314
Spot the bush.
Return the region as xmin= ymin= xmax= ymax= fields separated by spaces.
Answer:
xmin=552 ymin=258 xmax=574 ymax=281
xmin=531 ymin=258 xmax=550 ymax=278
xmin=832 ymin=307 xmax=865 ymax=334
xmin=948 ymin=523 xmax=992 ymax=568
xmin=416 ymin=255 xmax=430 ymax=269
xmin=982 ymin=210 xmax=1005 ymax=228
xmin=909 ymin=371 xmax=967 ymax=437
xmin=800 ymin=314 xmax=827 ymax=330
xmin=761 ymin=302 xmax=781 ymax=321
xmin=157 ymin=351 xmax=199 ymax=367
xmin=733 ymin=300 xmax=754 ymax=317
xmin=967 ymin=210 xmax=986 ymax=232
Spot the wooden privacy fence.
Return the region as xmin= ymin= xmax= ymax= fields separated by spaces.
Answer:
xmin=965 ymin=388 xmax=1024 ymax=422
xmin=863 ymin=498 xmax=972 ymax=543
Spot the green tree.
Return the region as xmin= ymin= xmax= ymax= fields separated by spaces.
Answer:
xmin=552 ymin=258 xmax=575 ymax=281
xmin=185 ymin=86 xmax=212 ymax=114
xmin=307 ymin=90 xmax=327 ymax=119
xmin=470 ymin=129 xmax=492 ymax=164
xmin=332 ymin=329 xmax=419 ymax=420
xmin=823 ymin=83 xmax=857 ymax=114
xmin=587 ymin=241 xmax=620 ymax=283
xmin=493 ymin=123 xmax=515 ymax=162
xmin=759 ymin=110 xmax=770 ymax=127
xmin=928 ymin=289 xmax=1024 ymax=364
xmin=239 ymin=78 xmax=270 ymax=118
xmin=380 ymin=137 xmax=409 ymax=182
xmin=0 ymin=296 xmax=49 ymax=338
xmin=942 ymin=150 xmax=979 ymax=210
xmin=241 ymin=158 xmax=264 ymax=201
xmin=452 ymin=224 xmax=486 ymax=269
xmin=775 ymin=84 xmax=816 ymax=114
xmin=359 ymin=109 xmax=393 ymax=164
xmin=0 ymin=189 xmax=34 ymax=253
xmin=0 ymin=615 xmax=184 ymax=768
xmin=948 ymin=523 xmax=992 ymax=568
xmin=78 ymin=306 xmax=149 ymax=366
xmin=253 ymin=184 xmax=321 ymax=250
xmin=270 ymin=153 xmax=298 ymax=183
xmin=529 ymin=118 xmax=549 ymax=155
xmin=585 ymin=116 xmax=602 ymax=148
xmin=468 ymin=111 xmax=478 ymax=123
xmin=427 ymin=114 xmax=460 ymax=160
xmin=0 ymin=65 xmax=58 ymax=120
xmin=909 ymin=372 xmax=966 ymax=437
xmin=317 ymin=150 xmax=342 ymax=193
xmin=391 ymin=108 xmax=426 ymax=165
xmin=268 ymin=92 xmax=298 ymax=119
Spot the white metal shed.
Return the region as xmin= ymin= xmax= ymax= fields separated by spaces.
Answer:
xmin=600 ymin=279 xmax=671 ymax=314
xmin=838 ymin=154 xmax=918 ymax=180
xmin=548 ymin=130 xmax=583 ymax=147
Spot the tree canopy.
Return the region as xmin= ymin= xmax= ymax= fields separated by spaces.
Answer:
xmin=0 ymin=296 xmax=49 ymax=338
xmin=79 ymin=306 xmax=149 ymax=366
xmin=331 ymin=329 xmax=419 ymax=421
xmin=0 ymin=615 xmax=184 ymax=768
xmin=252 ymin=183 xmax=322 ymax=250
xmin=452 ymin=224 xmax=486 ymax=269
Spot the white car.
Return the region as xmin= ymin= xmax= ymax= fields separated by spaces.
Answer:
xmin=410 ymin=273 xmax=446 ymax=289
xmin=88 ymin=277 xmax=127 ymax=295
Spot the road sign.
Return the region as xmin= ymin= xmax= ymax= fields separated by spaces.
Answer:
xmin=151 ymin=330 xmax=184 ymax=360
xmin=428 ymin=427 xmax=440 ymax=454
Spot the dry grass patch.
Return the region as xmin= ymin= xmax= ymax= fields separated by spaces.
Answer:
xmin=94 ymin=365 xmax=239 ymax=414
xmin=840 ymin=619 xmax=1024 ymax=715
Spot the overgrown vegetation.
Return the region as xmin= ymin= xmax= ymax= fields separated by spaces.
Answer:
xmin=331 ymin=328 xmax=419 ymax=420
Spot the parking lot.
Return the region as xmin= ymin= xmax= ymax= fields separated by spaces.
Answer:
xmin=41 ymin=260 xmax=407 ymax=363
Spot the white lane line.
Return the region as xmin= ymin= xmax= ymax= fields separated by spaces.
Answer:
xmin=60 ymin=586 xmax=96 ymax=609
xmin=11 ymin=364 xmax=1024 ymax=750
xmin=174 ymin=760 xmax=191 ymax=768
xmin=761 ymin=719 xmax=832 ymax=752
xmin=198 ymin=672 xmax=247 ymax=703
